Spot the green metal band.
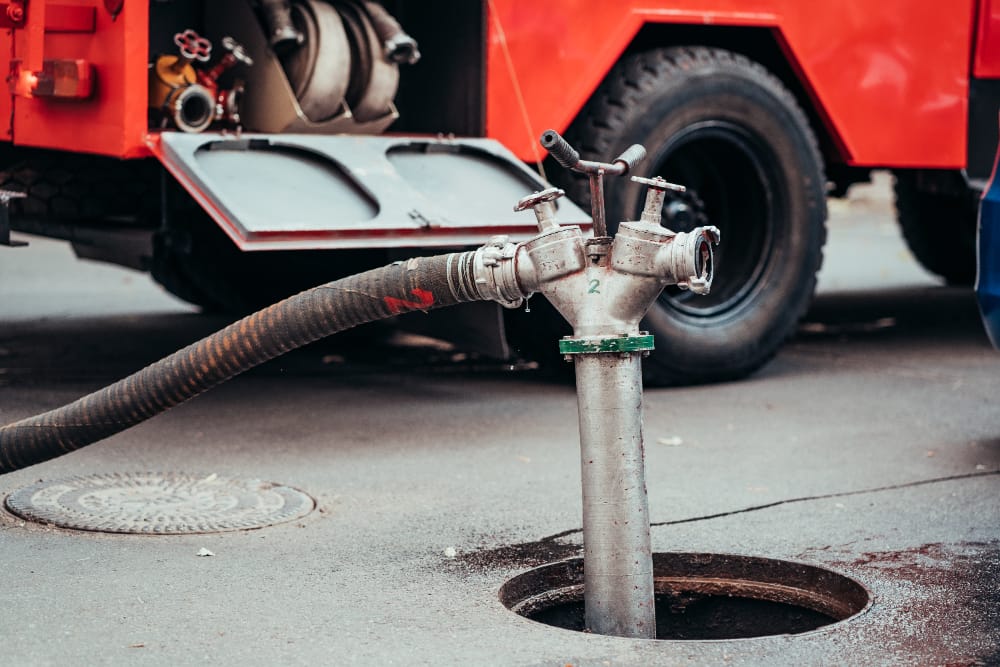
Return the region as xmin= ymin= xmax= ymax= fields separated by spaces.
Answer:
xmin=558 ymin=334 xmax=655 ymax=355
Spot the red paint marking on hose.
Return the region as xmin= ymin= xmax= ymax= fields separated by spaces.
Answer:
xmin=384 ymin=289 xmax=435 ymax=314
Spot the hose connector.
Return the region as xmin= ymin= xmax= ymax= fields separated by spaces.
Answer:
xmin=662 ymin=226 xmax=721 ymax=294
xmin=469 ymin=235 xmax=525 ymax=308
xmin=163 ymin=83 xmax=216 ymax=133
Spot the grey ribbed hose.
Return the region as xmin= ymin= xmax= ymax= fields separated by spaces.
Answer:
xmin=0 ymin=252 xmax=484 ymax=474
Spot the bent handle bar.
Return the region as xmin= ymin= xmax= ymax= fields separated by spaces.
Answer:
xmin=540 ymin=129 xmax=645 ymax=176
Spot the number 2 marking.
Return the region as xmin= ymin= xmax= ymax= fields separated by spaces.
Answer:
xmin=588 ymin=279 xmax=601 ymax=294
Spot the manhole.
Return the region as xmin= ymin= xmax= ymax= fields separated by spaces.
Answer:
xmin=4 ymin=472 xmax=315 ymax=534
xmin=500 ymin=552 xmax=870 ymax=640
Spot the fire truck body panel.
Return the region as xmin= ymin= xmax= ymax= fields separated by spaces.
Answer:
xmin=147 ymin=131 xmax=590 ymax=251
xmin=4 ymin=1 xmax=990 ymax=173
xmin=487 ymin=0 xmax=978 ymax=170
xmin=975 ymin=0 xmax=1000 ymax=78
xmin=6 ymin=1 xmax=149 ymax=157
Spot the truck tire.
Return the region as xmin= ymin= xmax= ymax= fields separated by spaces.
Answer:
xmin=0 ymin=150 xmax=160 ymax=223
xmin=154 ymin=205 xmax=395 ymax=315
xmin=893 ymin=171 xmax=977 ymax=285
xmin=552 ymin=47 xmax=827 ymax=386
xmin=0 ymin=150 xmax=225 ymax=309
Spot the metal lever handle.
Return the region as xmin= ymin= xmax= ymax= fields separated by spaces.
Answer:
xmin=613 ymin=145 xmax=646 ymax=173
xmin=540 ymin=130 xmax=580 ymax=169
xmin=631 ymin=175 xmax=686 ymax=192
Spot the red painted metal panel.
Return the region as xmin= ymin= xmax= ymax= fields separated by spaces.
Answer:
xmin=11 ymin=0 xmax=149 ymax=157
xmin=0 ymin=0 xmax=978 ymax=167
xmin=780 ymin=1 xmax=974 ymax=168
xmin=42 ymin=4 xmax=95 ymax=32
xmin=487 ymin=0 xmax=974 ymax=169
xmin=26 ymin=0 xmax=45 ymax=71
xmin=0 ymin=4 xmax=96 ymax=32
xmin=974 ymin=0 xmax=1000 ymax=77
xmin=0 ymin=27 xmax=11 ymax=142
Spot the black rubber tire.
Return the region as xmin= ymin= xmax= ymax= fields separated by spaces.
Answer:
xmin=544 ymin=47 xmax=827 ymax=386
xmin=0 ymin=149 xmax=225 ymax=310
xmin=0 ymin=149 xmax=159 ymax=223
xmin=153 ymin=200 xmax=394 ymax=315
xmin=893 ymin=171 xmax=977 ymax=286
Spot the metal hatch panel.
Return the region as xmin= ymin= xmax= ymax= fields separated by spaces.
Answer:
xmin=147 ymin=132 xmax=591 ymax=251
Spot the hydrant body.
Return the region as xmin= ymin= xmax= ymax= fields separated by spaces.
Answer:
xmin=526 ymin=225 xmax=716 ymax=637
xmin=469 ymin=132 xmax=719 ymax=638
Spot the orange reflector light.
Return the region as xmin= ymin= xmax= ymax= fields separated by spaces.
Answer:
xmin=7 ymin=59 xmax=94 ymax=99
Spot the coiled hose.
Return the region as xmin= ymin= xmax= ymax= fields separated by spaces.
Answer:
xmin=0 ymin=252 xmax=486 ymax=474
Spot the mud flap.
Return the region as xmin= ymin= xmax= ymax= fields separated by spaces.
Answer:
xmin=147 ymin=131 xmax=590 ymax=251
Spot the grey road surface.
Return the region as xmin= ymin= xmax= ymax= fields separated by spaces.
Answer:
xmin=0 ymin=174 xmax=997 ymax=666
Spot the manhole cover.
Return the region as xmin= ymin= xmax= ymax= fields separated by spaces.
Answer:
xmin=500 ymin=552 xmax=871 ymax=640
xmin=4 ymin=473 xmax=315 ymax=534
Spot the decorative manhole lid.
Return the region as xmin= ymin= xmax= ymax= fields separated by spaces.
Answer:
xmin=4 ymin=472 xmax=315 ymax=534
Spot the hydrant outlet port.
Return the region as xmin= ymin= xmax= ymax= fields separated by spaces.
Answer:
xmin=666 ymin=226 xmax=720 ymax=295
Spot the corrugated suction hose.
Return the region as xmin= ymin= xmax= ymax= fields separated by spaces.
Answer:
xmin=0 ymin=252 xmax=485 ymax=474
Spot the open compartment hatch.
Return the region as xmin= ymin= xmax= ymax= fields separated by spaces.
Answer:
xmin=147 ymin=132 xmax=590 ymax=251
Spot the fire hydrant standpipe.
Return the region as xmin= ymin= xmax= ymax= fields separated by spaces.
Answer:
xmin=0 ymin=130 xmax=719 ymax=642
xmin=516 ymin=131 xmax=720 ymax=638
xmin=573 ymin=346 xmax=655 ymax=637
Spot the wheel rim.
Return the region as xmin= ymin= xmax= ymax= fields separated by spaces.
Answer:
xmin=636 ymin=121 xmax=785 ymax=319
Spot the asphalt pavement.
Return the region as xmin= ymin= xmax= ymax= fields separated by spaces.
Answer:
xmin=0 ymin=173 xmax=997 ymax=666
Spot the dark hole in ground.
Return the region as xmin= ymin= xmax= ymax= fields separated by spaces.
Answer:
xmin=500 ymin=553 xmax=870 ymax=641
xmin=530 ymin=593 xmax=836 ymax=640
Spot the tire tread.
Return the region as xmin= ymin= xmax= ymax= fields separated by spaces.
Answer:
xmin=553 ymin=46 xmax=827 ymax=385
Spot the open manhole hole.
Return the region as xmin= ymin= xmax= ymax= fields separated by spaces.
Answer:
xmin=500 ymin=552 xmax=870 ymax=640
xmin=4 ymin=472 xmax=314 ymax=534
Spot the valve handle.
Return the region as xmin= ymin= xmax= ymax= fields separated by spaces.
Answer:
xmin=613 ymin=145 xmax=647 ymax=173
xmin=221 ymin=36 xmax=254 ymax=67
xmin=514 ymin=187 xmax=565 ymax=212
xmin=630 ymin=175 xmax=686 ymax=193
xmin=174 ymin=29 xmax=212 ymax=63
xmin=540 ymin=130 xmax=580 ymax=169
xmin=515 ymin=187 xmax=564 ymax=233
xmin=632 ymin=176 xmax=688 ymax=227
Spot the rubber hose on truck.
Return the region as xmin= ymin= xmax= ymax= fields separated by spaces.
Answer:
xmin=0 ymin=252 xmax=485 ymax=474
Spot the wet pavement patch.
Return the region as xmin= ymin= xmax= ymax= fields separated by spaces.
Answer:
xmin=4 ymin=472 xmax=314 ymax=534
xmin=455 ymin=536 xmax=581 ymax=571
xmin=824 ymin=541 xmax=1000 ymax=663
xmin=500 ymin=553 xmax=870 ymax=640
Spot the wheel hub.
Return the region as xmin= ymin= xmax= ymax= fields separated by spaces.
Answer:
xmin=662 ymin=189 xmax=709 ymax=231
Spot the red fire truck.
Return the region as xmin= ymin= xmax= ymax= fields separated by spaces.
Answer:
xmin=0 ymin=1 xmax=995 ymax=385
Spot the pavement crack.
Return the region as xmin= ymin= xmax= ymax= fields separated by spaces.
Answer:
xmin=457 ymin=471 xmax=999 ymax=571
xmin=541 ymin=469 xmax=1000 ymax=543
xmin=649 ymin=469 xmax=1000 ymax=529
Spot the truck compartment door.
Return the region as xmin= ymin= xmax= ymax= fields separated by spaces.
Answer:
xmin=148 ymin=132 xmax=589 ymax=251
